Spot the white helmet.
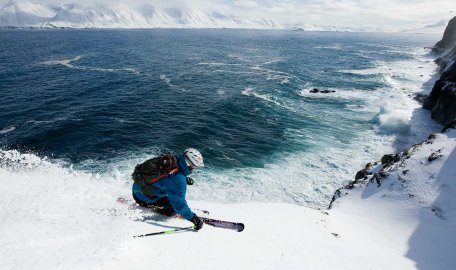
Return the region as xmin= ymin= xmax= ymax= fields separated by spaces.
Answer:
xmin=184 ymin=148 xmax=204 ymax=168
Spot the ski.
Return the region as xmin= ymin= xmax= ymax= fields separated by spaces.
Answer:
xmin=117 ymin=197 xmax=244 ymax=232
xmin=201 ymin=217 xmax=245 ymax=232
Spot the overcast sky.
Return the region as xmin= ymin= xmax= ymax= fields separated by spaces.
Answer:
xmin=2 ymin=0 xmax=455 ymax=32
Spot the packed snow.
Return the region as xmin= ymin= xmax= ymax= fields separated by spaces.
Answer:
xmin=0 ymin=126 xmax=455 ymax=269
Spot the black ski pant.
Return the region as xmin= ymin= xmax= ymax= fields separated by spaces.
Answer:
xmin=133 ymin=194 xmax=176 ymax=217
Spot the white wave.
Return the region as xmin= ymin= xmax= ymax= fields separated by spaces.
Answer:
xmin=159 ymin=74 xmax=186 ymax=92
xmin=0 ymin=125 xmax=16 ymax=134
xmin=372 ymin=96 xmax=414 ymax=135
xmin=261 ymin=59 xmax=283 ymax=65
xmin=339 ymin=51 xmax=437 ymax=96
xmin=266 ymin=73 xmax=290 ymax=84
xmin=361 ymin=49 xmax=441 ymax=144
xmin=159 ymin=74 xmax=171 ymax=84
xmin=250 ymin=65 xmax=262 ymax=71
xmin=26 ymin=116 xmax=70 ymax=125
xmin=89 ymin=67 xmax=140 ymax=74
xmin=190 ymin=133 xmax=395 ymax=208
xmin=250 ymin=65 xmax=305 ymax=84
xmin=241 ymin=86 xmax=254 ymax=96
xmin=196 ymin=62 xmax=241 ymax=66
xmin=297 ymin=87 xmax=375 ymax=104
xmin=211 ymin=69 xmax=257 ymax=75
xmin=42 ymin=55 xmax=139 ymax=74
xmin=241 ymin=86 xmax=281 ymax=107
xmin=216 ymin=89 xmax=226 ymax=96
xmin=227 ymin=53 xmax=249 ymax=62
xmin=42 ymin=55 xmax=81 ymax=68
xmin=300 ymin=47 xmax=441 ymax=149
xmin=313 ymin=44 xmax=343 ymax=50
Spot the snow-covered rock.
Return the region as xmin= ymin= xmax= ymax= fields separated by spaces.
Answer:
xmin=329 ymin=127 xmax=456 ymax=269
xmin=0 ymin=0 xmax=282 ymax=29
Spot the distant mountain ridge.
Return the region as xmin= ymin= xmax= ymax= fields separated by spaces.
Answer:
xmin=0 ymin=0 xmax=448 ymax=32
xmin=0 ymin=0 xmax=281 ymax=29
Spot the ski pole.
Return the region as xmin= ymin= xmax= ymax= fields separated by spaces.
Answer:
xmin=134 ymin=226 xmax=195 ymax=238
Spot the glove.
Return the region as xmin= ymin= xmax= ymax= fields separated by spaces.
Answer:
xmin=190 ymin=214 xmax=204 ymax=230
xmin=186 ymin=177 xmax=194 ymax=185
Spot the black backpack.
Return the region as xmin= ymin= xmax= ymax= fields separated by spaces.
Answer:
xmin=132 ymin=154 xmax=180 ymax=188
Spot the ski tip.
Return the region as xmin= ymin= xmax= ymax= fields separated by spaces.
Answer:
xmin=237 ymin=223 xmax=245 ymax=232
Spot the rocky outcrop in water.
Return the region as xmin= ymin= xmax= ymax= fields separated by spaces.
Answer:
xmin=309 ymin=88 xmax=336 ymax=94
xmin=423 ymin=17 xmax=456 ymax=126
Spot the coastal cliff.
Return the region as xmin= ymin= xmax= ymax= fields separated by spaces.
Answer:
xmin=424 ymin=16 xmax=456 ymax=126
xmin=329 ymin=17 xmax=456 ymax=209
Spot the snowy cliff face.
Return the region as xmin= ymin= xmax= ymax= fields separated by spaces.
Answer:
xmin=329 ymin=128 xmax=456 ymax=208
xmin=424 ymin=17 xmax=456 ymax=126
xmin=328 ymin=128 xmax=456 ymax=270
xmin=0 ymin=1 xmax=281 ymax=29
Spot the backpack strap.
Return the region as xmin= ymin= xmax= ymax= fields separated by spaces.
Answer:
xmin=146 ymin=167 xmax=180 ymax=185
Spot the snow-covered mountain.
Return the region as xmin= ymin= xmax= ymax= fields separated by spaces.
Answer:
xmin=0 ymin=0 xmax=282 ymax=29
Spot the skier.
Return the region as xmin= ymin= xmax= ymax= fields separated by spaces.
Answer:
xmin=132 ymin=148 xmax=205 ymax=230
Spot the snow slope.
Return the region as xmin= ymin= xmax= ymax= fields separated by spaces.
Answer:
xmin=1 ymin=128 xmax=455 ymax=270
xmin=0 ymin=1 xmax=281 ymax=29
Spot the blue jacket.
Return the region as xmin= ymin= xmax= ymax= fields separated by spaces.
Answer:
xmin=132 ymin=154 xmax=194 ymax=220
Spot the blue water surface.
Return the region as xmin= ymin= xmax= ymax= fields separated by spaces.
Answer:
xmin=0 ymin=29 xmax=437 ymax=172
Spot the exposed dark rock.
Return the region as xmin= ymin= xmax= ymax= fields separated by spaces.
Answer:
xmin=320 ymin=90 xmax=336 ymax=93
xmin=428 ymin=133 xmax=438 ymax=140
xmin=379 ymin=170 xmax=389 ymax=178
xmin=354 ymin=169 xmax=367 ymax=181
xmin=423 ymin=79 xmax=445 ymax=109
xmin=402 ymin=149 xmax=411 ymax=159
xmin=381 ymin=154 xmax=394 ymax=164
xmin=394 ymin=153 xmax=401 ymax=162
xmin=431 ymin=206 xmax=446 ymax=220
xmin=355 ymin=162 xmax=374 ymax=181
xmin=328 ymin=189 xmax=342 ymax=209
xmin=414 ymin=93 xmax=427 ymax=104
xmin=424 ymin=17 xmax=456 ymax=126
xmin=328 ymin=19 xmax=456 ymax=209
xmin=381 ymin=154 xmax=400 ymax=165
xmin=442 ymin=58 xmax=456 ymax=81
xmin=309 ymin=88 xmax=336 ymax=94
xmin=441 ymin=118 xmax=456 ymax=132
xmin=434 ymin=17 xmax=456 ymax=51
xmin=431 ymin=86 xmax=456 ymax=125
xmin=428 ymin=150 xmax=443 ymax=162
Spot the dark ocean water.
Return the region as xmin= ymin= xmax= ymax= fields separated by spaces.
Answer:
xmin=0 ymin=29 xmax=439 ymax=206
